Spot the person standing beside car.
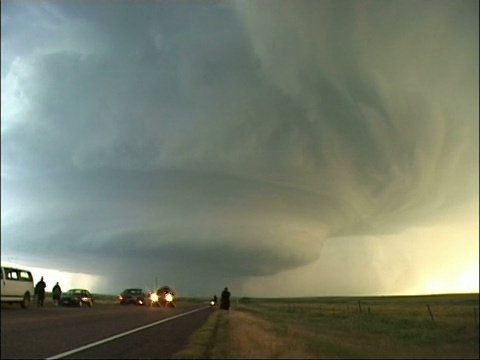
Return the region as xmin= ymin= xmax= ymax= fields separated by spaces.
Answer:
xmin=52 ymin=282 xmax=62 ymax=306
xmin=35 ymin=277 xmax=47 ymax=307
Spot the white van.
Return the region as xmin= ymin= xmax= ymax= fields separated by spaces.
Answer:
xmin=1 ymin=265 xmax=35 ymax=308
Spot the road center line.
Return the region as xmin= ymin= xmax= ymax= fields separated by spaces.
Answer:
xmin=45 ymin=306 xmax=209 ymax=359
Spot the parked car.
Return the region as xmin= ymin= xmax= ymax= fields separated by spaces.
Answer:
xmin=60 ymin=289 xmax=94 ymax=307
xmin=1 ymin=264 xmax=35 ymax=309
xmin=118 ymin=288 xmax=146 ymax=305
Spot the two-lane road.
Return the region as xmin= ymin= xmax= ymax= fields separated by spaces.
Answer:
xmin=1 ymin=302 xmax=212 ymax=359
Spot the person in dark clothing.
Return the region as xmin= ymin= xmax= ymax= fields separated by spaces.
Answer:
xmin=220 ymin=287 xmax=231 ymax=311
xmin=52 ymin=282 xmax=62 ymax=306
xmin=35 ymin=277 xmax=47 ymax=307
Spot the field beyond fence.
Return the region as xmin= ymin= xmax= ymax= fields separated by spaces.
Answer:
xmin=173 ymin=293 xmax=480 ymax=359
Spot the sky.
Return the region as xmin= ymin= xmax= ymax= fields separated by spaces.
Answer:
xmin=1 ymin=0 xmax=478 ymax=298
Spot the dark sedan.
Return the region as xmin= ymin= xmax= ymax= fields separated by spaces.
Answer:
xmin=118 ymin=288 xmax=146 ymax=305
xmin=60 ymin=289 xmax=94 ymax=307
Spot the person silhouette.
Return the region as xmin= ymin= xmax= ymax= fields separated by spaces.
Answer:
xmin=220 ymin=287 xmax=231 ymax=311
xmin=35 ymin=277 xmax=47 ymax=307
xmin=52 ymin=282 xmax=62 ymax=306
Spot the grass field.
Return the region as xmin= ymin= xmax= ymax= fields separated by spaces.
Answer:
xmin=172 ymin=293 xmax=479 ymax=359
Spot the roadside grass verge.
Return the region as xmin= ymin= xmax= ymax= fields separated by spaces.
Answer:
xmin=172 ymin=293 xmax=479 ymax=359
xmin=172 ymin=310 xmax=229 ymax=359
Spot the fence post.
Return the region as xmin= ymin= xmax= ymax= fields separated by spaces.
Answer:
xmin=358 ymin=300 xmax=363 ymax=313
xmin=427 ymin=304 xmax=434 ymax=321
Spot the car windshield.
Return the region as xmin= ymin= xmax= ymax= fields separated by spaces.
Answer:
xmin=157 ymin=287 xmax=172 ymax=294
xmin=126 ymin=289 xmax=143 ymax=295
xmin=66 ymin=289 xmax=84 ymax=295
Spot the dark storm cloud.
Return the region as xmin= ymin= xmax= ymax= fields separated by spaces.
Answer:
xmin=2 ymin=0 xmax=478 ymax=295
xmin=2 ymin=169 xmax=330 ymax=294
xmin=236 ymin=0 xmax=478 ymax=224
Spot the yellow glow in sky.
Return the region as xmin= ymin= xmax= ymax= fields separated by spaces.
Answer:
xmin=409 ymin=265 xmax=479 ymax=295
xmin=1 ymin=261 xmax=104 ymax=293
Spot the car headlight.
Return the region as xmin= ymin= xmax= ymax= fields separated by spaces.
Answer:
xmin=150 ymin=293 xmax=159 ymax=302
xmin=165 ymin=293 xmax=173 ymax=302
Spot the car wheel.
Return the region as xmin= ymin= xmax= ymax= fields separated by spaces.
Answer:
xmin=20 ymin=293 xmax=31 ymax=309
xmin=88 ymin=301 xmax=93 ymax=307
xmin=78 ymin=300 xmax=83 ymax=307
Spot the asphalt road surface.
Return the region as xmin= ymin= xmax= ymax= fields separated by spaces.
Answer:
xmin=1 ymin=302 xmax=211 ymax=359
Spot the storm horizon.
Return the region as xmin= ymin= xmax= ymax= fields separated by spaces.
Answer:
xmin=1 ymin=0 xmax=478 ymax=297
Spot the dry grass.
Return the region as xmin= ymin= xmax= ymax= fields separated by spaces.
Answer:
xmin=172 ymin=294 xmax=479 ymax=359
xmin=226 ymin=310 xmax=316 ymax=359
xmin=235 ymin=295 xmax=479 ymax=359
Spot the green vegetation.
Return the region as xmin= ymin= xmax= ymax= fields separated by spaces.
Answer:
xmin=172 ymin=293 xmax=480 ymax=359
xmin=172 ymin=310 xmax=230 ymax=359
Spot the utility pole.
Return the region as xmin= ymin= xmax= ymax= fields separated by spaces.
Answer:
xmin=155 ymin=276 xmax=158 ymax=290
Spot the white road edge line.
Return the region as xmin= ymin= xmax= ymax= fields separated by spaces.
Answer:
xmin=45 ymin=306 xmax=209 ymax=360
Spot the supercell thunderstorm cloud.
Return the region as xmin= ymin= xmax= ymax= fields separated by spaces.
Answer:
xmin=1 ymin=1 xmax=478 ymax=297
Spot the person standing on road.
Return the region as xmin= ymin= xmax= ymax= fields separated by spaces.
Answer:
xmin=52 ymin=282 xmax=62 ymax=306
xmin=35 ymin=276 xmax=47 ymax=307
xmin=220 ymin=287 xmax=231 ymax=311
